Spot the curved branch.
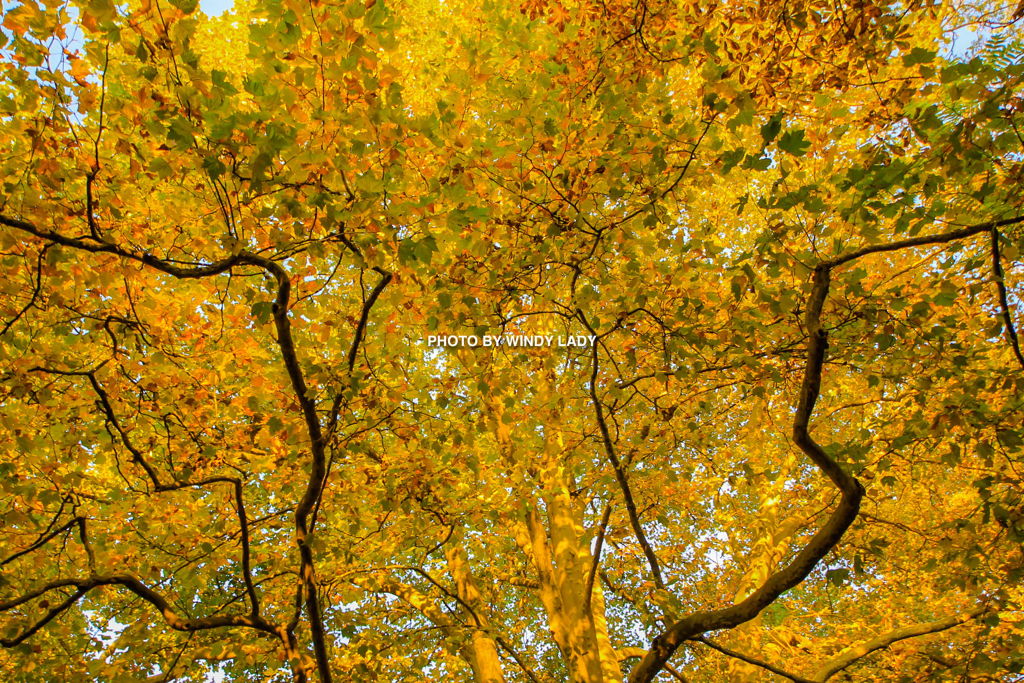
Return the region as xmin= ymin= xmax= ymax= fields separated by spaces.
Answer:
xmin=325 ymin=266 xmax=393 ymax=439
xmin=4 ymin=216 xmax=331 ymax=681
xmin=347 ymin=268 xmax=393 ymax=374
xmin=629 ymin=218 xmax=1012 ymax=683
xmin=13 ymin=372 xmax=262 ymax=619
xmin=0 ymin=574 xmax=280 ymax=645
xmin=692 ymin=637 xmax=814 ymax=683
xmin=617 ymin=648 xmax=688 ymax=682
xmin=628 ymin=270 xmax=863 ymax=682
xmin=0 ymin=574 xmax=306 ymax=680
xmin=812 ymin=605 xmax=992 ymax=682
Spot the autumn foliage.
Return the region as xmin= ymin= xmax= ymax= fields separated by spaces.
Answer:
xmin=1 ymin=0 xmax=1024 ymax=681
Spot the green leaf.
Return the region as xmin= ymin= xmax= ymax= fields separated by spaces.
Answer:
xmin=202 ymin=155 xmax=226 ymax=179
xmin=826 ymin=568 xmax=850 ymax=586
xmin=251 ymin=301 xmax=274 ymax=324
xmin=903 ymin=47 xmax=936 ymax=67
xmin=778 ymin=129 xmax=810 ymax=157
xmin=149 ymin=157 xmax=174 ymax=179
xmin=167 ymin=117 xmax=195 ymax=150
xmin=720 ymin=148 xmax=745 ymax=174
xmin=760 ymin=112 xmax=784 ymax=145
xmin=414 ymin=235 xmax=438 ymax=264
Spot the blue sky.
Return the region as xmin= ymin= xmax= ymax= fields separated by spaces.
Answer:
xmin=200 ymin=0 xmax=233 ymax=16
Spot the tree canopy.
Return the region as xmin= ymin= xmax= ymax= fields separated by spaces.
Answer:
xmin=1 ymin=0 xmax=1024 ymax=681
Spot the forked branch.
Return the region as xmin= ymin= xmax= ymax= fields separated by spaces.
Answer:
xmin=0 ymin=574 xmax=279 ymax=644
xmin=27 ymin=367 xmax=262 ymax=617
xmin=2 ymin=215 xmax=333 ymax=682
xmin=628 ymin=217 xmax=1020 ymax=683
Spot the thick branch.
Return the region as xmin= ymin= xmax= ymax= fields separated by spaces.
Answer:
xmin=617 ymin=648 xmax=688 ymax=683
xmin=585 ymin=503 xmax=613 ymax=614
xmin=823 ymin=216 xmax=1024 ymax=269
xmin=231 ymin=485 xmax=261 ymax=616
xmin=990 ymin=228 xmax=1024 ymax=370
xmin=629 ymin=219 xmax=1013 ymax=683
xmin=4 ymin=216 xmax=329 ymax=680
xmin=76 ymin=517 xmax=97 ymax=573
xmin=812 ymin=605 xmax=991 ymax=681
xmin=0 ymin=214 xmax=250 ymax=278
xmin=0 ymin=574 xmax=280 ymax=647
xmin=628 ymin=268 xmax=863 ymax=682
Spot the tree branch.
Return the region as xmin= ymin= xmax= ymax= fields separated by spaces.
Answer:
xmin=76 ymin=516 xmax=97 ymax=574
xmin=494 ymin=634 xmax=543 ymax=683
xmin=812 ymin=605 xmax=992 ymax=681
xmin=989 ymin=228 xmax=1024 ymax=370
xmin=823 ymin=216 xmax=1024 ymax=269
xmin=0 ymin=519 xmax=78 ymax=568
xmin=4 ymin=216 xmax=330 ymax=681
xmin=617 ymin=648 xmax=689 ymax=682
xmin=579 ymin=309 xmax=666 ymax=592
xmin=17 ymin=373 xmax=261 ymax=618
xmin=325 ymin=265 xmax=393 ymax=439
xmin=628 ymin=268 xmax=862 ymax=683
xmin=0 ymin=574 xmax=281 ymax=646
xmin=585 ymin=503 xmax=613 ymax=614
xmin=0 ymin=587 xmax=90 ymax=647
xmin=629 ymin=218 xmax=1013 ymax=683
xmin=692 ymin=637 xmax=815 ymax=683
xmin=0 ymin=244 xmax=49 ymax=338
xmin=0 ymin=214 xmax=250 ymax=278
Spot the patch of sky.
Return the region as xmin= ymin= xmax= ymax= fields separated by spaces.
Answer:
xmin=200 ymin=0 xmax=234 ymax=16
